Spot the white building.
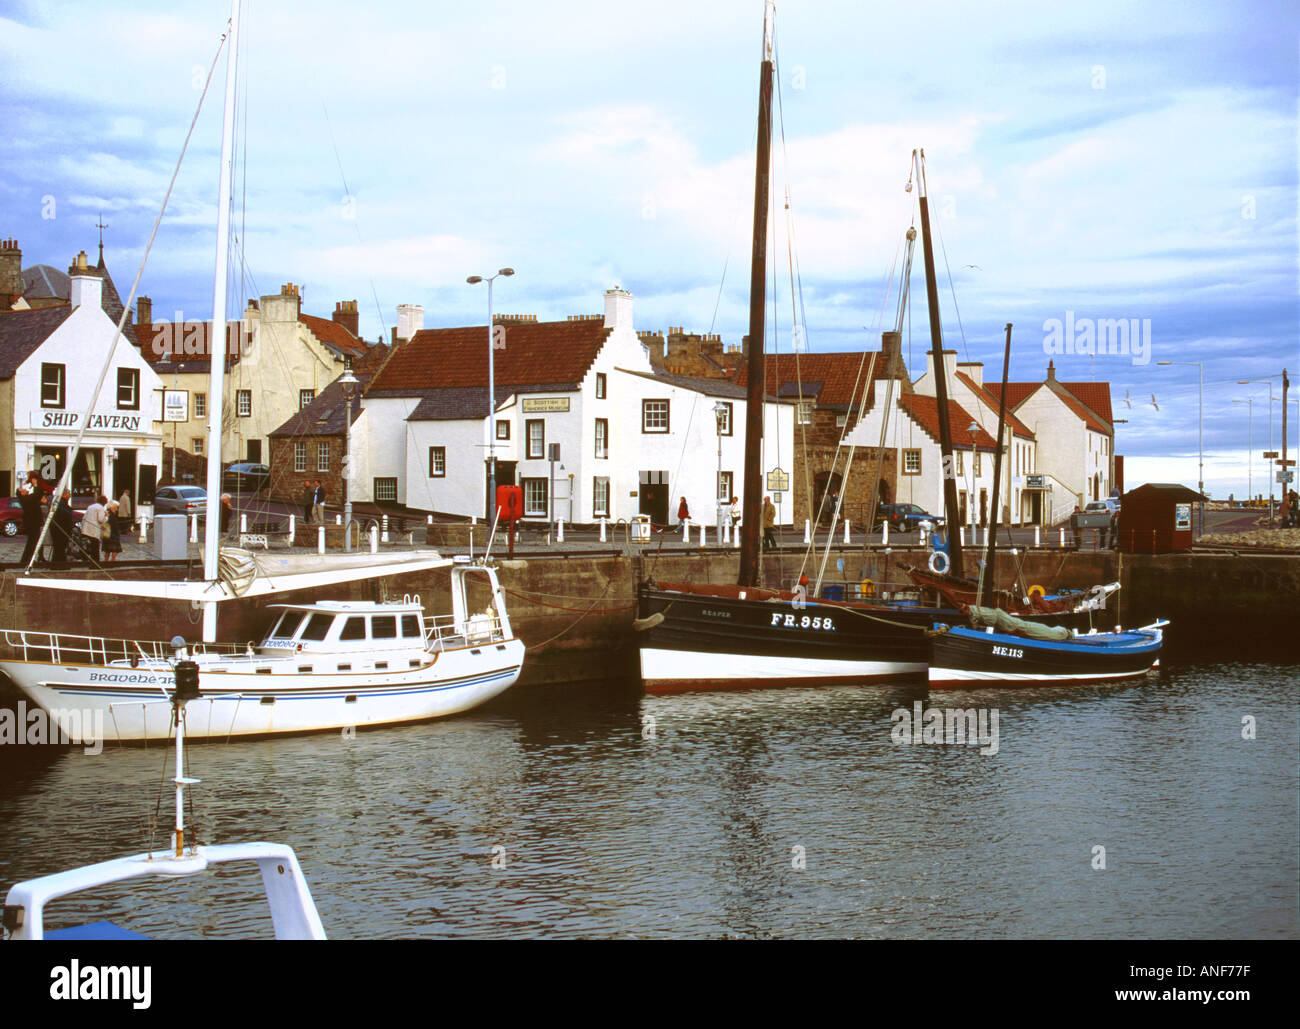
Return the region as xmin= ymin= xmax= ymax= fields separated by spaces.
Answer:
xmin=0 ymin=252 xmax=164 ymax=501
xmin=361 ymin=287 xmax=794 ymax=525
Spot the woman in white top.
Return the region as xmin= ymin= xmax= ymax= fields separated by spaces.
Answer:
xmin=79 ymin=495 xmax=109 ymax=564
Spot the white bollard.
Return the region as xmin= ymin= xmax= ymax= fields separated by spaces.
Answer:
xmin=288 ymin=514 xmax=296 ymax=546
xmin=369 ymin=525 xmax=378 ymax=554
xmin=1059 ymin=527 xmax=1066 ymax=548
xmin=600 ymin=518 xmax=607 ymax=542
xmin=982 ymin=526 xmax=989 ymax=547
xmin=1034 ymin=524 xmax=1041 ymax=547
xmin=920 ymin=527 xmax=928 ymax=548
xmin=804 ymin=519 xmax=811 ymax=544
xmin=557 ymin=519 xmax=564 ymax=543
xmin=335 ymin=513 xmax=341 ymax=525
xmin=427 ymin=514 xmax=433 ymax=525
xmin=733 ymin=520 xmax=741 ymax=548
xmin=317 ymin=525 xmax=325 ymax=555
xmin=137 ymin=516 xmax=148 ymax=543
xmin=381 ymin=514 xmax=390 ymax=543
xmin=682 ymin=518 xmax=689 ymax=540
xmin=189 ymin=515 xmax=198 ymax=543
xmin=882 ymin=521 xmax=889 ymax=546
xmin=722 ymin=521 xmax=730 ymax=544
xmin=240 ymin=513 xmax=248 ymax=533
xmin=844 ymin=519 xmax=851 ymax=544
xmin=699 ymin=525 xmax=707 ymax=548
xmin=959 ymin=525 xmax=967 ymax=547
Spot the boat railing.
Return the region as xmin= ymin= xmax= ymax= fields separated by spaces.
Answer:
xmin=422 ymin=611 xmax=504 ymax=649
xmin=1 ymin=630 xmax=246 ymax=666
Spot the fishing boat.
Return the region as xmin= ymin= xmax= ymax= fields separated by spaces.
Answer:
xmin=2 ymin=655 xmax=326 ymax=939
xmin=928 ymin=606 xmax=1167 ymax=687
xmin=902 ymin=564 xmax=1119 ymax=617
xmin=0 ymin=0 xmax=525 ymax=737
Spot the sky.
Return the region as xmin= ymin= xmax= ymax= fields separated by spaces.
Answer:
xmin=1 ymin=0 xmax=1297 ymax=498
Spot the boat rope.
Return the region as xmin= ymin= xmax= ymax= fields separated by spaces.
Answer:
xmin=817 ymin=601 xmax=934 ymax=633
xmin=499 ymin=584 xmax=635 ymax=614
xmin=520 ymin=581 xmax=622 ymax=653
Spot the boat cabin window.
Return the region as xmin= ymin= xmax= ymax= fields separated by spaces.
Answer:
xmin=372 ymin=616 xmax=397 ymax=639
xmin=340 ymin=617 xmax=368 ymax=641
xmin=401 ymin=614 xmax=421 ymax=638
xmin=299 ymin=614 xmax=334 ymax=642
xmin=272 ymin=611 xmax=310 ymax=638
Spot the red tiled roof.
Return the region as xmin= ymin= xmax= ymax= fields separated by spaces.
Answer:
xmin=898 ymin=393 xmax=998 ymax=450
xmin=369 ymin=319 xmax=612 ymax=392
xmin=986 ymin=382 xmax=1041 ymax=410
xmin=732 ymin=352 xmax=878 ymax=410
xmin=136 ymin=321 xmax=242 ymax=370
xmin=1049 ymin=383 xmax=1110 ymax=434
xmin=954 ymin=372 xmax=1035 ymax=440
xmin=301 ymin=313 xmax=367 ymax=360
xmin=1058 ymin=381 xmax=1113 ymax=425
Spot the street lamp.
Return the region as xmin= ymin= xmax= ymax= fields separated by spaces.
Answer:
xmin=1157 ymin=360 xmax=1203 ymax=535
xmin=339 ymin=366 xmax=358 ymax=552
xmin=714 ymin=401 xmax=728 ymax=536
xmin=967 ymin=421 xmax=979 ymax=527
xmin=1238 ymin=379 xmax=1275 ymax=521
xmin=467 ymin=267 xmax=514 ymax=522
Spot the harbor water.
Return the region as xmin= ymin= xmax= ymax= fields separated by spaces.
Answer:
xmin=0 ymin=658 xmax=1295 ymax=939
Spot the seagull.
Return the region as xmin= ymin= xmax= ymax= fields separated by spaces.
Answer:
xmin=1124 ymin=390 xmax=1132 ymax=409
xmin=963 ymin=264 xmax=982 ymax=270
xmin=1150 ymin=394 xmax=1160 ymax=411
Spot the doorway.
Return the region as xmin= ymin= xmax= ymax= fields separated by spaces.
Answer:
xmin=112 ymin=449 xmax=137 ymax=504
xmin=247 ymin=439 xmax=262 ymax=463
xmin=639 ymin=470 xmax=669 ymax=525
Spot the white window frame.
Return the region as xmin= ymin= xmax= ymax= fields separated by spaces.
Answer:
xmin=237 ymin=389 xmax=252 ymax=417
xmin=903 ymin=449 xmax=922 ymax=475
xmin=299 ymin=389 xmax=315 ymax=411
xmin=797 ymin=400 xmax=813 ymax=425
xmin=526 ymin=419 xmax=545 ymax=459
xmin=316 ymin=441 xmax=330 ymax=473
xmin=522 ymin=477 xmax=548 ymax=517
xmin=595 ymin=372 xmax=606 ymax=399
xmin=642 ymin=399 xmax=669 ymax=433
xmin=429 ymin=446 xmax=446 ymax=478
xmin=116 ymin=367 xmax=139 ymax=410
xmin=193 ymin=437 xmax=204 ymax=456
xmin=717 ymin=470 xmax=733 ymax=502
xmin=294 ymin=440 xmax=307 ymax=472
xmin=40 ymin=363 xmax=65 ymax=408
xmin=593 ymin=476 xmax=609 ymax=518
xmin=594 ymin=418 xmax=609 ymax=459
xmin=374 ymin=477 xmax=397 ymax=503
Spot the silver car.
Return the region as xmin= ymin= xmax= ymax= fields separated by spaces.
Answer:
xmin=153 ymin=486 xmax=207 ymax=515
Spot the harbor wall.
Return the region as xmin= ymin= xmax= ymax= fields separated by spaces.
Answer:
xmin=1 ymin=549 xmax=1295 ymax=693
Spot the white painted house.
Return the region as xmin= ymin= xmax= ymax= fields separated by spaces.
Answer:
xmin=0 ymin=253 xmax=163 ymax=502
xmin=361 ymin=287 xmax=794 ymax=525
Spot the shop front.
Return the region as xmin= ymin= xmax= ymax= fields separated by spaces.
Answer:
xmin=16 ymin=410 xmax=162 ymax=508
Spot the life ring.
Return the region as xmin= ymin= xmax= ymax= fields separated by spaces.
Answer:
xmin=928 ymin=550 xmax=950 ymax=575
xmin=860 ymin=578 xmax=875 ymax=598
xmin=1027 ymin=584 xmax=1046 ymax=599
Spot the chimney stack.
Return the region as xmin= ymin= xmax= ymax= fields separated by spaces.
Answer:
xmin=333 ymin=299 xmax=359 ymax=338
xmin=67 ymin=250 xmax=102 ymax=311
xmin=137 ymin=295 xmax=152 ymax=329
xmin=0 ymin=238 xmax=22 ymax=306
xmin=396 ymin=303 xmax=424 ymax=342
xmin=1046 ymin=359 xmax=1057 ymax=382
xmin=603 ymin=285 xmax=633 ymax=329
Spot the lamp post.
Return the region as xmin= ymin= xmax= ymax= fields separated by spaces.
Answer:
xmin=1238 ymin=379 xmax=1275 ymax=521
xmin=339 ymin=366 xmax=358 ymax=552
xmin=714 ymin=401 xmax=728 ymax=536
xmin=467 ymin=268 xmax=514 ymax=522
xmin=967 ymin=421 xmax=979 ymax=528
xmin=1157 ymin=360 xmax=1203 ymax=535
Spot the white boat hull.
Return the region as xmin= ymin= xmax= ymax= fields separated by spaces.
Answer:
xmin=639 ymin=645 xmax=922 ymax=693
xmin=0 ymin=639 xmax=525 ymax=740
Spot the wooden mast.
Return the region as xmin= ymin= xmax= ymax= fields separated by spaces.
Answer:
xmin=914 ymin=149 xmax=964 ymax=579
xmin=739 ymin=3 xmax=775 ymax=587
xmin=978 ymin=322 xmax=1013 ymax=607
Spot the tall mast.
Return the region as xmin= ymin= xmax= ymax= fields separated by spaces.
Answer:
xmin=739 ymin=2 xmax=775 ymax=587
xmin=913 ymin=149 xmax=964 ymax=579
xmin=201 ymin=0 xmax=241 ymax=642
xmin=978 ymin=323 xmax=1013 ymax=607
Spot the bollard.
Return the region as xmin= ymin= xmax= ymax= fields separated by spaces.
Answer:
xmin=733 ymin=520 xmax=741 ymax=548
xmin=844 ymin=519 xmax=851 ymax=544
xmin=317 ymin=525 xmax=325 ymax=555
xmin=722 ymin=521 xmax=730 ymax=544
xmin=1059 ymin=527 xmax=1066 ymax=548
xmin=959 ymin=525 xmax=966 ymax=546
xmin=379 ymin=514 xmax=388 ymax=543
xmin=288 ymin=514 xmax=296 ymax=546
xmin=240 ymin=513 xmax=248 ymax=533
xmin=557 ymin=519 xmax=564 ymax=543
xmin=982 ymin=526 xmax=989 ymax=547
xmin=189 ymin=515 xmax=198 ymax=543
xmin=882 ymin=521 xmax=889 ymax=546
xmin=920 ymin=527 xmax=928 ymax=548
xmin=600 ymin=518 xmax=607 ymax=542
xmin=369 ymin=525 xmax=378 ymax=554
xmin=1034 ymin=524 xmax=1041 ymax=547
xmin=682 ymin=518 xmax=689 ymax=540
xmin=336 ymin=513 xmax=341 ymax=525
xmin=137 ymin=515 xmax=148 ymax=544
xmin=427 ymin=514 xmax=433 ymax=525
xmin=700 ymin=525 xmax=707 ymax=548
xmin=804 ymin=519 xmax=811 ymax=544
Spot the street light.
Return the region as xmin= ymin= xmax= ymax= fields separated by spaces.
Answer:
xmin=467 ymin=268 xmax=514 ymax=522
xmin=967 ymin=421 xmax=979 ymax=527
xmin=1157 ymin=360 xmax=1203 ymax=535
xmin=339 ymin=366 xmax=358 ymax=552
xmin=714 ymin=401 xmax=728 ymax=536
xmin=1238 ymin=379 xmax=1275 ymax=521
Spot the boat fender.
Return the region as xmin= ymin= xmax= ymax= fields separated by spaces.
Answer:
xmin=1027 ymin=584 xmax=1045 ymax=599
xmin=927 ymin=550 xmax=950 ymax=575
xmin=632 ymin=612 xmax=665 ymax=632
xmin=860 ymin=578 xmax=875 ymax=598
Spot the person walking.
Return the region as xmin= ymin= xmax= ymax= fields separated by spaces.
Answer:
xmin=220 ymin=492 xmax=235 ymax=535
xmin=80 ymin=494 xmax=110 ymax=565
xmin=52 ymin=489 xmax=75 ymax=563
xmin=117 ymin=488 xmax=132 ymax=531
xmin=312 ymin=480 xmax=326 ymax=526
xmin=17 ymin=471 xmax=48 ymax=566
xmin=677 ymin=496 xmax=690 ymax=527
xmin=729 ymin=495 xmax=740 ymax=528
xmin=302 ymin=481 xmax=314 ymax=524
xmin=101 ymin=500 xmax=123 ymax=562
xmin=762 ymin=496 xmax=777 ymax=547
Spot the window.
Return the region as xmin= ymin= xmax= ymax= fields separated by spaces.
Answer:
xmin=340 ymin=617 xmax=367 ymax=641
xmin=593 ymin=476 xmax=610 ymax=517
xmin=718 ymin=471 xmax=733 ymax=501
xmin=835 ymin=414 xmax=847 ymax=428
xmin=316 ymin=441 xmax=330 ymax=472
xmin=797 ymin=400 xmax=814 ymax=425
xmin=193 ymin=437 xmax=204 ymax=456
xmin=594 ymin=418 xmax=609 ymax=459
xmin=116 ymin=368 xmax=139 ymax=410
xmin=595 ymin=373 xmax=606 ymax=399
xmin=194 ymin=392 xmax=206 ymax=418
xmin=903 ymin=449 xmax=922 ymax=475
xmin=642 ymin=399 xmax=669 ymax=433
xmin=526 ymin=419 xmax=545 ymax=459
xmin=294 ymin=440 xmax=307 ymax=472
xmin=716 ymin=402 xmax=733 ymax=436
xmin=496 ymin=420 xmax=510 ymax=440
xmin=522 ymin=477 xmax=548 ymax=517
xmin=373 ymin=477 xmax=398 ymax=502
xmin=237 ymin=389 xmax=252 ymax=417
xmin=40 ymin=363 xmax=65 ymax=408
xmin=429 ymin=446 xmax=446 ymax=477
xmin=299 ymin=389 xmax=315 ymax=411
xmin=400 ymin=614 xmax=421 ymax=638
xmin=371 ymin=616 xmax=397 ymax=639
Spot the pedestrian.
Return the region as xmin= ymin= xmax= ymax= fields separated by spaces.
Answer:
xmin=677 ymin=496 xmax=690 ymax=526
xmin=17 ymin=471 xmax=48 ymax=566
xmin=52 ymin=489 xmax=75 ymax=563
xmin=101 ymin=500 xmax=122 ymax=562
xmin=80 ymin=494 xmax=110 ymax=565
xmin=220 ymin=493 xmax=234 ymax=535
xmin=1070 ymin=504 xmax=1083 ymax=548
xmin=117 ymin=488 xmax=132 ymax=531
xmin=312 ymin=479 xmax=326 ymax=526
xmin=1287 ymin=489 xmax=1299 ymax=528
xmin=762 ymin=495 xmax=777 ymax=547
xmin=729 ymin=495 xmax=740 ymax=528
xmin=302 ymin=481 xmax=314 ymax=524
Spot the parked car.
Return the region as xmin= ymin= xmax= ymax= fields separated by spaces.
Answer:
xmin=221 ymin=462 xmax=271 ymax=493
xmin=1 ymin=497 xmax=23 ymax=536
xmin=153 ymin=486 xmax=208 ymax=515
xmin=875 ymin=503 xmax=943 ymax=533
xmin=1074 ymin=500 xmax=1116 ymax=530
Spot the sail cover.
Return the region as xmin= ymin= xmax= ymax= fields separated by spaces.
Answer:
xmin=967 ymin=605 xmax=1071 ymax=641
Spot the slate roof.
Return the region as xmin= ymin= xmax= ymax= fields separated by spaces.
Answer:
xmin=0 ymin=306 xmax=74 ymax=378
xmin=20 ymin=260 xmax=137 ymax=346
xmin=898 ymin=393 xmax=999 ymax=450
xmin=368 ymin=319 xmax=613 ymax=394
xmin=618 ymin=367 xmax=751 ymax=399
xmin=407 ymin=385 xmax=516 ymax=422
xmin=269 ymin=371 xmax=372 ymax=438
